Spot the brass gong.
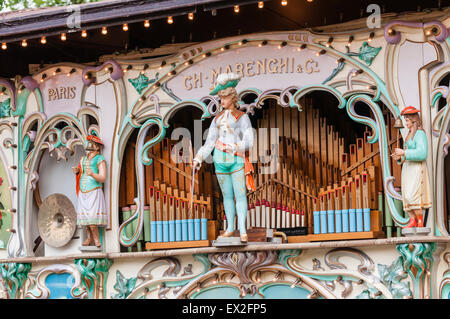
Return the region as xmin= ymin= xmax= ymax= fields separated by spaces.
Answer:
xmin=38 ymin=193 xmax=77 ymax=248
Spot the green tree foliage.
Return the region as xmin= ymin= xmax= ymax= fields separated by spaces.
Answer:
xmin=0 ymin=0 xmax=101 ymax=12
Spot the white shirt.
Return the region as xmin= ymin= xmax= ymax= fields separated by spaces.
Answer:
xmin=194 ymin=110 xmax=254 ymax=163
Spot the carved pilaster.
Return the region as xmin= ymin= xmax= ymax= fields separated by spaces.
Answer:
xmin=0 ymin=262 xmax=31 ymax=299
xmin=396 ymin=243 xmax=436 ymax=299
xmin=74 ymin=258 xmax=113 ymax=299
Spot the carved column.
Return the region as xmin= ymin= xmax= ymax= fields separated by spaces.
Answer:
xmin=396 ymin=243 xmax=436 ymax=299
xmin=74 ymin=258 xmax=113 ymax=299
xmin=0 ymin=262 xmax=32 ymax=299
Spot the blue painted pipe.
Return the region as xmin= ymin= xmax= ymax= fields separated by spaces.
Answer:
xmin=175 ymin=220 xmax=182 ymax=241
xmin=363 ymin=208 xmax=371 ymax=232
xmin=201 ymin=218 xmax=207 ymax=240
xmin=356 ymin=208 xmax=363 ymax=232
xmin=320 ymin=211 xmax=327 ymax=234
xmin=168 ymin=220 xmax=175 ymax=242
xmin=335 ymin=210 xmax=342 ymax=233
xmin=194 ymin=219 xmax=201 ymax=241
xmin=327 ymin=210 xmax=335 ymax=233
xmin=162 ymin=221 xmax=169 ymax=242
xmin=188 ymin=219 xmax=194 ymax=241
xmin=342 ymin=209 xmax=349 ymax=232
xmin=181 ymin=220 xmax=188 ymax=241
xmin=313 ymin=211 xmax=320 ymax=234
xmin=150 ymin=221 xmax=157 ymax=243
xmin=349 ymin=209 xmax=356 ymax=232
xmin=156 ymin=221 xmax=163 ymax=242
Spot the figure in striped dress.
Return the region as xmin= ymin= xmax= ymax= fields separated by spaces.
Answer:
xmin=391 ymin=106 xmax=432 ymax=228
xmin=193 ymin=73 xmax=255 ymax=242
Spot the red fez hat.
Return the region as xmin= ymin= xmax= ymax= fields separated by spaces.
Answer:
xmin=86 ymin=135 xmax=103 ymax=145
xmin=401 ymin=106 xmax=420 ymax=116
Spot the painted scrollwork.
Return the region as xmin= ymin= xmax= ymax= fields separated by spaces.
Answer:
xmin=25 ymin=264 xmax=87 ymax=299
xmin=117 ymin=255 xmax=211 ymax=299
xmin=430 ymin=78 xmax=450 ymax=236
xmin=118 ymin=116 xmax=166 ymax=247
xmin=281 ymin=248 xmax=402 ymax=299
xmin=177 ymin=250 xmax=335 ymax=299
xmin=200 ymin=95 xmax=221 ymax=116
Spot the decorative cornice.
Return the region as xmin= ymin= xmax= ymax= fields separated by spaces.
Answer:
xmin=384 ymin=20 xmax=449 ymax=44
xmin=82 ymin=60 xmax=124 ymax=86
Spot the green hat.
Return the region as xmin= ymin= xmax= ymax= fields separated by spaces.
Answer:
xmin=209 ymin=73 xmax=241 ymax=95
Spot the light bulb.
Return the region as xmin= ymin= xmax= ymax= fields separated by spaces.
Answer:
xmin=61 ymin=33 xmax=67 ymax=41
xmin=101 ymin=27 xmax=108 ymax=35
xmin=123 ymin=24 xmax=128 ymax=31
xmin=144 ymin=20 xmax=150 ymax=28
xmin=40 ymin=36 xmax=47 ymax=44
xmin=281 ymin=0 xmax=288 ymax=6
xmin=21 ymin=39 xmax=27 ymax=47
xmin=1 ymin=43 xmax=6 ymax=50
xmin=167 ymin=16 xmax=173 ymax=24
xmin=258 ymin=1 xmax=264 ymax=8
xmin=234 ymin=5 xmax=240 ymax=13
xmin=188 ymin=13 xmax=194 ymax=20
xmin=81 ymin=30 xmax=87 ymax=38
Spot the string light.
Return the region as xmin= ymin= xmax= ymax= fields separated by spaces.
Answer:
xmin=81 ymin=30 xmax=87 ymax=38
xmin=258 ymin=1 xmax=264 ymax=8
xmin=234 ymin=5 xmax=240 ymax=13
xmin=258 ymin=40 xmax=268 ymax=47
xmin=159 ymin=61 xmax=167 ymax=69
xmin=124 ymin=65 xmax=132 ymax=73
xmin=315 ymin=49 xmax=326 ymax=56
xmin=21 ymin=39 xmax=27 ymax=47
xmin=141 ymin=64 xmax=149 ymax=74
xmin=53 ymin=68 xmax=61 ymax=76
xmin=297 ymin=43 xmax=307 ymax=51
xmin=40 ymin=73 xmax=47 ymax=83
xmin=352 ymin=69 xmax=364 ymax=76
xmin=347 ymin=35 xmax=354 ymax=47
xmin=144 ymin=20 xmax=150 ymax=28
xmin=325 ymin=37 xmax=333 ymax=47
xmin=387 ymin=28 xmax=396 ymax=36
xmin=40 ymin=36 xmax=47 ymax=44
xmin=278 ymin=41 xmax=287 ymax=49
xmin=368 ymin=32 xmax=375 ymax=42
xmin=1 ymin=43 xmax=6 ymax=50
xmin=167 ymin=16 xmax=173 ymax=24
xmin=61 ymin=33 xmax=67 ymax=41
xmin=426 ymin=27 xmax=438 ymax=36
xmin=238 ymin=39 xmax=248 ymax=46
xmin=101 ymin=27 xmax=108 ymax=35
xmin=281 ymin=0 xmax=288 ymax=6
xmin=188 ymin=12 xmax=194 ymax=20
xmin=123 ymin=23 xmax=128 ymax=31
xmin=67 ymin=68 xmax=76 ymax=76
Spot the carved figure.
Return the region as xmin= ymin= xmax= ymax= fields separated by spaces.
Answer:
xmin=193 ymin=73 xmax=255 ymax=242
xmin=392 ymin=106 xmax=432 ymax=228
xmin=72 ymin=135 xmax=108 ymax=246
